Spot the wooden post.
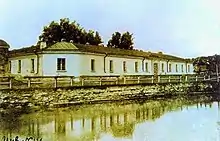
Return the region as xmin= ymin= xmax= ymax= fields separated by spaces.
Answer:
xmin=208 ymin=75 xmax=211 ymax=80
xmin=70 ymin=77 xmax=73 ymax=86
xmin=124 ymin=77 xmax=126 ymax=84
xmin=180 ymin=76 xmax=182 ymax=82
xmin=204 ymin=76 xmax=206 ymax=81
xmin=9 ymin=77 xmax=12 ymax=89
xmin=185 ymin=76 xmax=188 ymax=82
xmin=138 ymin=76 xmax=140 ymax=84
xmin=115 ymin=77 xmax=118 ymax=85
xmin=54 ymin=77 xmax=57 ymax=88
xmin=100 ymin=77 xmax=102 ymax=86
xmin=151 ymin=76 xmax=154 ymax=83
xmin=81 ymin=78 xmax=84 ymax=86
xmin=27 ymin=77 xmax=31 ymax=88
xmin=168 ymin=76 xmax=171 ymax=83
xmin=196 ymin=76 xmax=198 ymax=82
xmin=158 ymin=76 xmax=160 ymax=83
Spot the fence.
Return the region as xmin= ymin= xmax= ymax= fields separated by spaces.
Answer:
xmin=0 ymin=74 xmax=219 ymax=90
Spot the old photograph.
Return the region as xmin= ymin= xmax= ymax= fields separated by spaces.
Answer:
xmin=0 ymin=0 xmax=220 ymax=141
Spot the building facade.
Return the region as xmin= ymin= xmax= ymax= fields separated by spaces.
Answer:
xmin=0 ymin=40 xmax=194 ymax=77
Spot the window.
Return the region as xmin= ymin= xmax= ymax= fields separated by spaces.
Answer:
xmin=110 ymin=60 xmax=113 ymax=73
xmin=181 ymin=64 xmax=184 ymax=72
xmin=135 ymin=62 xmax=138 ymax=72
xmin=145 ymin=62 xmax=148 ymax=72
xmin=18 ymin=60 xmax=21 ymax=73
xmin=123 ymin=61 xmax=127 ymax=72
xmin=188 ymin=64 xmax=190 ymax=72
xmin=169 ymin=64 xmax=172 ymax=72
xmin=161 ymin=63 xmax=164 ymax=72
xmin=57 ymin=58 xmax=66 ymax=71
xmin=31 ymin=59 xmax=35 ymax=73
xmin=91 ymin=59 xmax=95 ymax=72
xmin=176 ymin=64 xmax=178 ymax=72
xmin=9 ymin=61 xmax=11 ymax=72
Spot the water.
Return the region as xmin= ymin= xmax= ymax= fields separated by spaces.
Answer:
xmin=0 ymin=95 xmax=220 ymax=141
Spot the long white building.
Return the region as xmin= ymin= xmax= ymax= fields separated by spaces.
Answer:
xmin=5 ymin=41 xmax=194 ymax=77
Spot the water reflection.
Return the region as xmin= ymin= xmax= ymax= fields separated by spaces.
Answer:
xmin=0 ymin=95 xmax=219 ymax=141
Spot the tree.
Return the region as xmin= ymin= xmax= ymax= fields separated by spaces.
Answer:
xmin=107 ymin=32 xmax=121 ymax=48
xmin=38 ymin=21 xmax=62 ymax=46
xmin=120 ymin=32 xmax=134 ymax=50
xmin=107 ymin=31 xmax=134 ymax=49
xmin=193 ymin=55 xmax=220 ymax=74
xmin=93 ymin=31 xmax=102 ymax=45
xmin=86 ymin=30 xmax=102 ymax=45
xmin=38 ymin=18 xmax=102 ymax=46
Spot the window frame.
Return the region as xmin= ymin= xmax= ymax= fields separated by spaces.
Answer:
xmin=31 ymin=59 xmax=35 ymax=73
xmin=135 ymin=62 xmax=138 ymax=72
xmin=123 ymin=61 xmax=127 ymax=73
xmin=181 ymin=64 xmax=184 ymax=72
xmin=188 ymin=64 xmax=190 ymax=72
xmin=145 ymin=62 xmax=148 ymax=72
xmin=57 ymin=58 xmax=66 ymax=71
xmin=176 ymin=64 xmax=178 ymax=72
xmin=91 ymin=59 xmax=95 ymax=72
xmin=109 ymin=60 xmax=114 ymax=73
xmin=169 ymin=64 xmax=172 ymax=72
xmin=161 ymin=63 xmax=164 ymax=72
xmin=18 ymin=60 xmax=21 ymax=73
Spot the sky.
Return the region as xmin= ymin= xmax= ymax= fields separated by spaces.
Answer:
xmin=1 ymin=0 xmax=220 ymax=58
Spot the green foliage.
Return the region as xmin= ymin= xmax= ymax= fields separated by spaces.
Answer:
xmin=87 ymin=30 xmax=102 ymax=45
xmin=193 ymin=54 xmax=220 ymax=74
xmin=107 ymin=31 xmax=134 ymax=50
xmin=38 ymin=18 xmax=102 ymax=46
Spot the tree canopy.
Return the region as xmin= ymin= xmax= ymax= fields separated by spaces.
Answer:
xmin=38 ymin=18 xmax=102 ymax=46
xmin=107 ymin=31 xmax=134 ymax=50
xmin=193 ymin=54 xmax=220 ymax=74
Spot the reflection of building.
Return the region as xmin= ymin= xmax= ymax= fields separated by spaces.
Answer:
xmin=0 ymin=39 xmax=194 ymax=77
xmin=1 ymin=99 xmax=200 ymax=140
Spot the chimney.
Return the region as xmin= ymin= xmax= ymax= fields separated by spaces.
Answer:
xmin=40 ymin=42 xmax=47 ymax=49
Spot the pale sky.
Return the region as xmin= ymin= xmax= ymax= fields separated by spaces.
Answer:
xmin=1 ymin=0 xmax=220 ymax=58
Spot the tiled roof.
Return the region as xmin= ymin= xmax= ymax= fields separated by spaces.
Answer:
xmin=9 ymin=45 xmax=39 ymax=57
xmin=9 ymin=42 xmax=192 ymax=62
xmin=44 ymin=42 xmax=78 ymax=50
xmin=73 ymin=44 xmax=188 ymax=62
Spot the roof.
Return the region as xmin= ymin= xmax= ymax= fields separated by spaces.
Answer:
xmin=9 ymin=42 xmax=192 ymax=62
xmin=0 ymin=39 xmax=10 ymax=48
xmin=44 ymin=42 xmax=78 ymax=50
xmin=9 ymin=45 xmax=39 ymax=57
xmin=74 ymin=44 xmax=189 ymax=62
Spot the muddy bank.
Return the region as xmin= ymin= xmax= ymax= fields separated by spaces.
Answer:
xmin=0 ymin=82 xmax=216 ymax=115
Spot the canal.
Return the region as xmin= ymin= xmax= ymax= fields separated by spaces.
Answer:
xmin=0 ymin=94 xmax=220 ymax=141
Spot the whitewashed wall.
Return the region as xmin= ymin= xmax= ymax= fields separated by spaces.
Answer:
xmin=10 ymin=52 xmax=195 ymax=77
xmin=104 ymin=56 xmax=152 ymax=76
xmin=42 ymin=53 xmax=154 ymax=76
xmin=78 ymin=54 xmax=105 ymax=76
xmin=77 ymin=54 xmax=152 ymax=76
xmin=9 ymin=55 xmax=42 ymax=76
xmin=42 ymin=54 xmax=81 ymax=76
